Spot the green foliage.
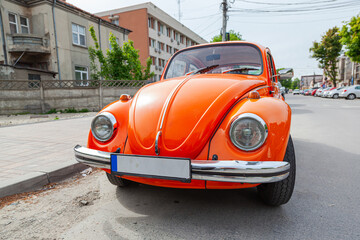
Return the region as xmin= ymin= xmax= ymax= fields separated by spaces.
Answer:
xmin=291 ymin=78 xmax=300 ymax=89
xmin=46 ymin=109 xmax=57 ymax=114
xmin=211 ymin=30 xmax=243 ymax=42
xmin=88 ymin=26 xmax=154 ymax=80
xmin=340 ymin=14 xmax=360 ymax=63
xmin=310 ymin=27 xmax=342 ymax=87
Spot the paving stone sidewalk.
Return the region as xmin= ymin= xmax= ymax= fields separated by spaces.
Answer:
xmin=0 ymin=116 xmax=95 ymax=197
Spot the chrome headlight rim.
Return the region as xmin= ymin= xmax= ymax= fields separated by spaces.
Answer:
xmin=229 ymin=113 xmax=268 ymax=152
xmin=91 ymin=112 xmax=117 ymax=142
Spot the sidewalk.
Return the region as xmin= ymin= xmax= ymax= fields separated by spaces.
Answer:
xmin=0 ymin=115 xmax=95 ymax=198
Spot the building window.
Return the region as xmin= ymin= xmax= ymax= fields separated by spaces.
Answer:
xmin=75 ymin=66 xmax=88 ymax=86
xmin=180 ymin=35 xmax=184 ymax=44
xmin=175 ymin=32 xmax=179 ymax=41
xmin=72 ymin=23 xmax=86 ymax=47
xmin=158 ymin=23 xmax=163 ymax=34
xmin=111 ymin=19 xmax=119 ymax=25
xmin=157 ymin=42 xmax=164 ymax=51
xmin=20 ymin=16 xmax=30 ymax=34
xmin=149 ymin=38 xmax=156 ymax=48
xmin=150 ymin=56 xmax=156 ymax=65
xmin=166 ymin=27 xmax=171 ymax=37
xmin=166 ymin=45 xmax=172 ymax=54
xmin=148 ymin=17 xmax=155 ymax=29
xmin=158 ymin=58 xmax=165 ymax=68
xmin=8 ymin=13 xmax=18 ymax=34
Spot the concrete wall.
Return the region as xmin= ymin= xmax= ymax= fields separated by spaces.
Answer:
xmin=0 ymin=87 xmax=139 ymax=114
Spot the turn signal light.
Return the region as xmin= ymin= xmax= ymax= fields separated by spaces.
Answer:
xmin=248 ymin=91 xmax=260 ymax=99
xmin=120 ymin=94 xmax=131 ymax=101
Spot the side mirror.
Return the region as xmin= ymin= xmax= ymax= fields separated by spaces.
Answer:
xmin=278 ymin=68 xmax=294 ymax=80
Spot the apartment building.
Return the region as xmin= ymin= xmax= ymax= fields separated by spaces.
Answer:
xmin=337 ymin=56 xmax=360 ymax=86
xmin=0 ymin=0 xmax=131 ymax=80
xmin=96 ymin=2 xmax=207 ymax=81
xmin=300 ymin=74 xmax=323 ymax=89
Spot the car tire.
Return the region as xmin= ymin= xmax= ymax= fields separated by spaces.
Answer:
xmin=333 ymin=94 xmax=339 ymax=99
xmin=347 ymin=94 xmax=356 ymax=100
xmin=257 ymin=135 xmax=296 ymax=206
xmin=106 ymin=172 xmax=131 ymax=187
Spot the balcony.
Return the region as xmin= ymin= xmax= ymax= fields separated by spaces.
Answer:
xmin=8 ymin=34 xmax=50 ymax=54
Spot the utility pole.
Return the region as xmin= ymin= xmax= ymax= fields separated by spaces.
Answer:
xmin=221 ymin=0 xmax=228 ymax=41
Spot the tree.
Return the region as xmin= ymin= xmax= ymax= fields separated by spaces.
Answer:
xmin=88 ymin=26 xmax=154 ymax=80
xmin=291 ymin=78 xmax=300 ymax=89
xmin=309 ymin=27 xmax=342 ymax=87
xmin=340 ymin=14 xmax=360 ymax=63
xmin=211 ymin=30 xmax=243 ymax=42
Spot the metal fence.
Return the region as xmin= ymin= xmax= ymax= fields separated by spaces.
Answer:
xmin=0 ymin=79 xmax=151 ymax=90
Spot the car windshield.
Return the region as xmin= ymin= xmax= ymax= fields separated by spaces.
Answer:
xmin=164 ymin=44 xmax=263 ymax=79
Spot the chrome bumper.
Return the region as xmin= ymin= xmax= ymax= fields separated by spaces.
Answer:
xmin=74 ymin=145 xmax=290 ymax=184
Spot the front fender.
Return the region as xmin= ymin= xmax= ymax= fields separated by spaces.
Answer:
xmin=208 ymin=96 xmax=291 ymax=162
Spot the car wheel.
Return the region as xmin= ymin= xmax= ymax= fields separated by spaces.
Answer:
xmin=106 ymin=172 xmax=132 ymax=187
xmin=257 ymin=135 xmax=296 ymax=206
xmin=347 ymin=94 xmax=356 ymax=100
xmin=333 ymin=94 xmax=339 ymax=99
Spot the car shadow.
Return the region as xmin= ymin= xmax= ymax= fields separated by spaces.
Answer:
xmin=108 ymin=139 xmax=360 ymax=239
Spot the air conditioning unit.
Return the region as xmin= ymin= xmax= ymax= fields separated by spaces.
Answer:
xmin=155 ymin=66 xmax=158 ymax=70
xmin=177 ymin=41 xmax=180 ymax=45
xmin=155 ymin=48 xmax=158 ymax=53
xmin=170 ymin=38 xmax=174 ymax=42
xmin=158 ymin=32 xmax=161 ymax=36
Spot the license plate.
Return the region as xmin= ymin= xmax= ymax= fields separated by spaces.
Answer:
xmin=111 ymin=154 xmax=191 ymax=182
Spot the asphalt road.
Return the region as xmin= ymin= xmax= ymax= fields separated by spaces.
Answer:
xmin=1 ymin=94 xmax=360 ymax=240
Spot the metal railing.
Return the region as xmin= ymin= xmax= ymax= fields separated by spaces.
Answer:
xmin=0 ymin=79 xmax=152 ymax=90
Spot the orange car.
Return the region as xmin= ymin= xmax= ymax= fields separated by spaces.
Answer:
xmin=74 ymin=41 xmax=296 ymax=206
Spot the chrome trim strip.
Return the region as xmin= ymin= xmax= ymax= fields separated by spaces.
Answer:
xmin=155 ymin=131 xmax=161 ymax=155
xmin=192 ymin=172 xmax=289 ymax=183
xmin=74 ymin=145 xmax=290 ymax=183
xmin=191 ymin=160 xmax=289 ymax=174
xmin=74 ymin=145 xmax=111 ymax=169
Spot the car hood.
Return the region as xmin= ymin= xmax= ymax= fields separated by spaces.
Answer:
xmin=126 ymin=75 xmax=265 ymax=159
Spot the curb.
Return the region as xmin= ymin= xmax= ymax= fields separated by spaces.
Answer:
xmin=0 ymin=162 xmax=88 ymax=198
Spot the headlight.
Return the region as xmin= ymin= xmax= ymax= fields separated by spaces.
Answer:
xmin=91 ymin=112 xmax=117 ymax=142
xmin=229 ymin=113 xmax=268 ymax=151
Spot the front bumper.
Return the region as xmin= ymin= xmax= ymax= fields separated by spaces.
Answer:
xmin=74 ymin=145 xmax=290 ymax=184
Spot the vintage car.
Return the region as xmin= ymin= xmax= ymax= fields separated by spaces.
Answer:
xmin=74 ymin=41 xmax=296 ymax=206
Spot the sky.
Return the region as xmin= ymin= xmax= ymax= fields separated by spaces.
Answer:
xmin=67 ymin=0 xmax=359 ymax=79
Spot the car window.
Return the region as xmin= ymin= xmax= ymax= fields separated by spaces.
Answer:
xmin=164 ymin=44 xmax=263 ymax=79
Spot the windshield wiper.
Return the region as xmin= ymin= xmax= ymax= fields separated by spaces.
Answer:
xmin=191 ymin=64 xmax=219 ymax=75
xmin=223 ymin=67 xmax=259 ymax=74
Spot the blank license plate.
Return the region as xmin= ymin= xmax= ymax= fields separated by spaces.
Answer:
xmin=111 ymin=154 xmax=191 ymax=182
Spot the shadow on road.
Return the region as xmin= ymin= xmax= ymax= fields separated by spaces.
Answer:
xmin=108 ymin=138 xmax=360 ymax=239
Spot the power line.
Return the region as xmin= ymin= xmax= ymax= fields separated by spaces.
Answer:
xmin=236 ymin=0 xmax=341 ymax=6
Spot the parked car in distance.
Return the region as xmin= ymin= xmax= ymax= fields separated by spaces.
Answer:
xmin=339 ymin=85 xmax=360 ymax=100
xmin=300 ymin=89 xmax=304 ymax=94
xmin=74 ymin=41 xmax=296 ymax=206
xmin=327 ymin=87 xmax=345 ymax=99
xmin=293 ymin=89 xmax=300 ymax=95
xmin=311 ymin=89 xmax=318 ymax=96
xmin=305 ymin=89 xmax=312 ymax=96
xmin=321 ymin=87 xmax=336 ymax=98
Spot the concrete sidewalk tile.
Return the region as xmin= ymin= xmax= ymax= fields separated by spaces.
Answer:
xmin=0 ymin=172 xmax=49 ymax=198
